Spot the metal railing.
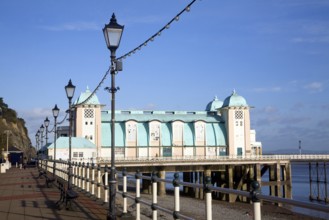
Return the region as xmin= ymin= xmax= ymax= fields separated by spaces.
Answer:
xmin=98 ymin=154 xmax=329 ymax=164
xmin=39 ymin=159 xmax=329 ymax=220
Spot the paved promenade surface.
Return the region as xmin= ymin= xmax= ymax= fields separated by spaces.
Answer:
xmin=0 ymin=166 xmax=110 ymax=220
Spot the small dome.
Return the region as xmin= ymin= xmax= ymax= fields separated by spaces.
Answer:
xmin=75 ymin=86 xmax=100 ymax=105
xmin=205 ymin=96 xmax=223 ymax=111
xmin=222 ymin=90 xmax=248 ymax=107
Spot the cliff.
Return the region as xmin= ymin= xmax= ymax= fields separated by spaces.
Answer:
xmin=0 ymin=98 xmax=33 ymax=158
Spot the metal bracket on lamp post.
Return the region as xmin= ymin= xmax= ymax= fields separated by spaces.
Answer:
xmin=105 ymin=87 xmax=120 ymax=94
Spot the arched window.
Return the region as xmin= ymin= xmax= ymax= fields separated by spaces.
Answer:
xmin=125 ymin=120 xmax=137 ymax=146
xmin=172 ymin=121 xmax=184 ymax=146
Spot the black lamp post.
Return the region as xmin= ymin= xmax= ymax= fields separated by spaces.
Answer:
xmin=103 ymin=13 xmax=124 ymax=220
xmin=299 ymin=140 xmax=302 ymax=155
xmin=52 ymin=104 xmax=60 ymax=176
xmin=44 ymin=117 xmax=50 ymax=146
xmin=65 ymin=79 xmax=75 ymax=190
xmin=40 ymin=125 xmax=44 ymax=158
xmin=35 ymin=131 xmax=39 ymax=158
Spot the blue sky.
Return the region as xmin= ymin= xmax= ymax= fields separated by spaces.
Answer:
xmin=1 ymin=0 xmax=328 ymax=152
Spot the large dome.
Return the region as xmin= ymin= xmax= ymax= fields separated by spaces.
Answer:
xmin=205 ymin=96 xmax=223 ymax=111
xmin=222 ymin=90 xmax=248 ymax=107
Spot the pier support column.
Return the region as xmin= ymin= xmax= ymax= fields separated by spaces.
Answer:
xmin=199 ymin=171 xmax=204 ymax=199
xmin=255 ymin=164 xmax=261 ymax=184
xmin=283 ymin=163 xmax=292 ymax=199
xmin=158 ymin=170 xmax=166 ymax=197
xmin=254 ymin=164 xmax=262 ymax=204
xmin=194 ymin=172 xmax=199 ymax=199
xmin=183 ymin=172 xmax=192 ymax=195
xmin=142 ymin=173 xmax=151 ymax=194
xmin=275 ymin=161 xmax=282 ymax=206
xmin=276 ymin=162 xmax=282 ymax=206
xmin=227 ymin=165 xmax=235 ymax=203
xmin=269 ymin=165 xmax=276 ymax=196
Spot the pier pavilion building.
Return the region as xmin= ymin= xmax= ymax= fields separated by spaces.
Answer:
xmin=48 ymin=88 xmax=262 ymax=161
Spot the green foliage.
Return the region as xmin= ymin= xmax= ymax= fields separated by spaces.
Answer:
xmin=0 ymin=98 xmax=17 ymax=123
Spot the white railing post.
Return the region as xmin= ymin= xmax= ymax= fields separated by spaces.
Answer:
xmin=64 ymin=162 xmax=67 ymax=180
xmin=60 ymin=162 xmax=63 ymax=179
xmin=78 ymin=162 xmax=82 ymax=188
xmin=82 ymin=162 xmax=86 ymax=191
xmin=104 ymin=165 xmax=108 ymax=203
xmin=251 ymin=181 xmax=261 ymax=220
xmin=97 ymin=164 xmax=101 ymax=199
xmin=65 ymin=162 xmax=68 ymax=181
xmin=86 ymin=163 xmax=90 ymax=194
xmin=136 ymin=170 xmax=141 ymax=220
xmin=91 ymin=163 xmax=95 ymax=196
xmin=72 ymin=162 xmax=76 ymax=186
xmin=173 ymin=173 xmax=180 ymax=220
xmin=205 ymin=176 xmax=212 ymax=220
xmin=122 ymin=168 xmax=128 ymax=214
xmin=152 ymin=172 xmax=158 ymax=220
xmin=58 ymin=162 xmax=62 ymax=179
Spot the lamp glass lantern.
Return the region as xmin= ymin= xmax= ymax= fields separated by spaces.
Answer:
xmin=44 ymin=117 xmax=50 ymax=127
xmin=103 ymin=13 xmax=124 ymax=52
xmin=35 ymin=132 xmax=39 ymax=141
xmin=65 ymin=79 xmax=76 ymax=100
xmin=40 ymin=124 xmax=44 ymax=133
xmin=52 ymin=104 xmax=60 ymax=118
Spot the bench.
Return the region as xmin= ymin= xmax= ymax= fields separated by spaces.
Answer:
xmin=56 ymin=178 xmax=79 ymax=210
xmin=38 ymin=167 xmax=55 ymax=188
xmin=38 ymin=167 xmax=46 ymax=178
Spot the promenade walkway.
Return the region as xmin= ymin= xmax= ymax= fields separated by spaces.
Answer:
xmin=0 ymin=166 xmax=109 ymax=220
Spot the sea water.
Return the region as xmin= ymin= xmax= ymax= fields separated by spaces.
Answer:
xmin=262 ymin=162 xmax=329 ymax=219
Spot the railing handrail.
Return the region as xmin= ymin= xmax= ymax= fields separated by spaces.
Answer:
xmin=39 ymin=158 xmax=329 ymax=220
xmin=98 ymin=154 xmax=329 ymax=164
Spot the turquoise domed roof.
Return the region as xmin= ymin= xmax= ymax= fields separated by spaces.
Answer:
xmin=75 ymin=86 xmax=100 ymax=105
xmin=205 ymin=96 xmax=223 ymax=111
xmin=222 ymin=90 xmax=248 ymax=107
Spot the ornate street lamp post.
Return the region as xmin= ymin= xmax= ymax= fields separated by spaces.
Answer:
xmin=299 ymin=140 xmax=302 ymax=155
xmin=52 ymin=104 xmax=60 ymax=176
xmin=44 ymin=117 xmax=50 ymax=146
xmin=65 ymin=79 xmax=75 ymax=190
xmin=35 ymin=130 xmax=39 ymax=161
xmin=39 ymin=125 xmax=44 ymax=158
xmin=103 ymin=13 xmax=124 ymax=220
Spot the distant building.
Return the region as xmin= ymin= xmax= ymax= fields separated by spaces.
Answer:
xmin=48 ymin=137 xmax=96 ymax=162
xmin=52 ymin=88 xmax=262 ymax=160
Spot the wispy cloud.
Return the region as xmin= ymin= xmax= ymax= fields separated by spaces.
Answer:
xmin=292 ymin=21 xmax=329 ymax=43
xmin=40 ymin=22 xmax=99 ymax=31
xmin=252 ymin=86 xmax=282 ymax=93
xmin=292 ymin=36 xmax=329 ymax=43
xmin=303 ymin=82 xmax=324 ymax=93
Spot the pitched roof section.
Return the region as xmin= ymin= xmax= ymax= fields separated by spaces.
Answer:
xmin=48 ymin=137 xmax=96 ymax=149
